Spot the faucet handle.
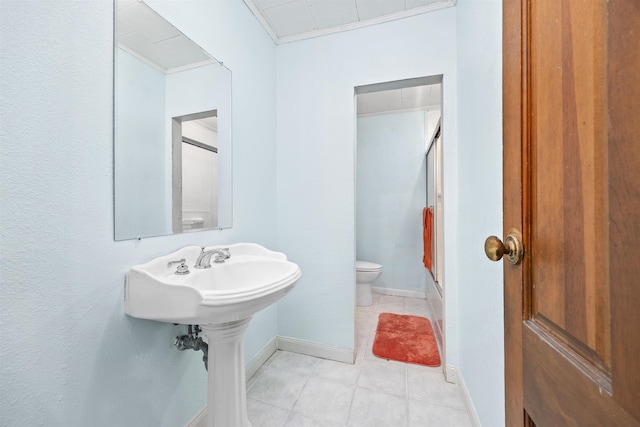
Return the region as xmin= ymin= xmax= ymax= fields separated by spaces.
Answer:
xmin=167 ymin=259 xmax=190 ymax=275
xmin=167 ymin=258 xmax=186 ymax=268
xmin=213 ymin=248 xmax=231 ymax=263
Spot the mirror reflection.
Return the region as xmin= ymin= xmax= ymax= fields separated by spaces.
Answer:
xmin=173 ymin=111 xmax=218 ymax=233
xmin=114 ymin=0 xmax=232 ymax=241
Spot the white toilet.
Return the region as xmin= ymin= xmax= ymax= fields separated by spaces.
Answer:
xmin=356 ymin=261 xmax=382 ymax=306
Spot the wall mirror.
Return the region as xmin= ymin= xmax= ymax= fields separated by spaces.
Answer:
xmin=114 ymin=0 xmax=232 ymax=241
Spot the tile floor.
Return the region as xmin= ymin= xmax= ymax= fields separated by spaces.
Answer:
xmin=245 ymin=294 xmax=472 ymax=427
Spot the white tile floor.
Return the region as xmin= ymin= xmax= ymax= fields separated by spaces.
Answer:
xmin=245 ymin=294 xmax=472 ymax=427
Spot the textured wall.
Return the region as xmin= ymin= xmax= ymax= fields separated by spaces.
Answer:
xmin=0 ymin=0 xmax=278 ymax=425
xmin=455 ymin=0 xmax=505 ymax=425
xmin=275 ymin=9 xmax=458 ymax=351
xmin=0 ymin=0 xmax=506 ymax=425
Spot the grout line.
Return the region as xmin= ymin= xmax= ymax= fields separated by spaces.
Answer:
xmin=344 ymin=384 xmax=358 ymax=427
xmin=281 ymin=375 xmax=311 ymax=427
xmin=405 ymin=359 xmax=410 ymax=399
xmin=405 ymin=354 xmax=410 ymax=426
xmin=252 ymin=295 xmax=466 ymax=427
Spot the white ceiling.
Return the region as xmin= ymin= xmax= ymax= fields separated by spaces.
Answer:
xmin=116 ymin=0 xmax=215 ymax=72
xmin=117 ymin=0 xmax=443 ymax=115
xmin=244 ymin=0 xmax=456 ymax=44
xmin=357 ymin=83 xmax=441 ymax=116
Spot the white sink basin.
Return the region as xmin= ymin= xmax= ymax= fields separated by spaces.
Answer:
xmin=124 ymin=243 xmax=301 ymax=427
xmin=125 ymin=243 xmax=301 ymax=325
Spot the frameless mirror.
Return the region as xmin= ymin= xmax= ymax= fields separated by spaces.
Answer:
xmin=114 ymin=0 xmax=232 ymax=241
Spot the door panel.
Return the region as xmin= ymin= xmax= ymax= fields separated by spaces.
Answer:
xmin=502 ymin=0 xmax=640 ymax=425
xmin=523 ymin=324 xmax=638 ymax=426
xmin=529 ymin=0 xmax=610 ymax=372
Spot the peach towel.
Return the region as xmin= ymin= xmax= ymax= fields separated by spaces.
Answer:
xmin=423 ymin=207 xmax=433 ymax=271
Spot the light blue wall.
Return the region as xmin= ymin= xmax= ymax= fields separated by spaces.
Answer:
xmin=1 ymin=0 xmax=505 ymax=425
xmin=356 ymin=111 xmax=427 ymax=293
xmin=0 ymin=1 xmax=278 ymax=426
xmin=275 ymin=9 xmax=458 ymax=351
xmin=274 ymin=4 xmax=504 ymax=425
xmin=456 ymin=0 xmax=505 ymax=425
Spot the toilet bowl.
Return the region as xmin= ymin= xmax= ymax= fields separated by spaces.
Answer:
xmin=356 ymin=261 xmax=382 ymax=306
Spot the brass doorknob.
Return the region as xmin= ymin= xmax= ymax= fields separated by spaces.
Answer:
xmin=484 ymin=230 xmax=524 ymax=265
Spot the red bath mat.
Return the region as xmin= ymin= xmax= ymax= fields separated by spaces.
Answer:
xmin=372 ymin=313 xmax=441 ymax=367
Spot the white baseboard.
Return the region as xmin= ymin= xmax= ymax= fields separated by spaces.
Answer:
xmin=246 ymin=336 xmax=278 ymax=379
xmin=185 ymin=335 xmax=355 ymax=426
xmin=276 ymin=336 xmax=355 ymax=364
xmin=450 ymin=365 xmax=482 ymax=427
xmin=431 ymin=312 xmax=444 ymax=355
xmin=372 ymin=286 xmax=426 ymax=299
xmin=444 ymin=364 xmax=458 ymax=384
xmin=187 ymin=406 xmax=207 ymax=427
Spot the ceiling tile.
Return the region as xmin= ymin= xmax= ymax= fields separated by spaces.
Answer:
xmin=313 ymin=8 xmax=360 ymax=30
xmin=243 ymin=0 xmax=455 ymax=43
xmin=429 ymin=84 xmax=442 ymax=103
xmin=307 ymin=0 xmax=357 ymax=16
xmin=263 ymin=0 xmax=317 ymax=38
xmin=357 ymin=84 xmax=441 ymax=115
xmin=122 ymin=2 xmax=180 ymax=43
xmin=117 ymin=0 xmax=213 ymax=71
xmin=156 ymin=37 xmax=211 ymax=70
xmin=253 ymin=0 xmax=296 ymax=9
xmin=402 ymin=85 xmax=440 ymax=105
xmin=400 ymin=86 xmax=423 ymax=100
xmin=355 ymin=0 xmax=405 ymax=21
xmin=401 ymin=85 xmax=440 ymax=107
xmin=406 ymin=0 xmax=444 ymax=8
xmin=357 ymin=97 xmax=389 ymax=115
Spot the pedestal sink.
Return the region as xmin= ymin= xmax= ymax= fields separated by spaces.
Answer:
xmin=124 ymin=243 xmax=301 ymax=427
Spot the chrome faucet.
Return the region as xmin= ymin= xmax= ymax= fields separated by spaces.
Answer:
xmin=194 ymin=247 xmax=231 ymax=269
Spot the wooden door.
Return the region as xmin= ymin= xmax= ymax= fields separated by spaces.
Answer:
xmin=501 ymin=0 xmax=640 ymax=425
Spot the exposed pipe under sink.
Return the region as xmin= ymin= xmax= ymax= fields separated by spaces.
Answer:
xmin=174 ymin=325 xmax=209 ymax=370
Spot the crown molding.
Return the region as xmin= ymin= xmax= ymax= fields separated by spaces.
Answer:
xmin=243 ymin=0 xmax=457 ymax=45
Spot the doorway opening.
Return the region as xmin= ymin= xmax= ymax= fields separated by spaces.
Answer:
xmin=171 ymin=110 xmax=219 ymax=233
xmin=354 ymin=75 xmax=445 ymax=361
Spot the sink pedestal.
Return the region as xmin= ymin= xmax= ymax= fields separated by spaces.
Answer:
xmin=201 ymin=318 xmax=253 ymax=427
xmin=124 ymin=244 xmax=301 ymax=426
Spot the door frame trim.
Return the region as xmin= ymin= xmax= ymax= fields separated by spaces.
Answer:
xmin=503 ymin=0 xmax=528 ymax=424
